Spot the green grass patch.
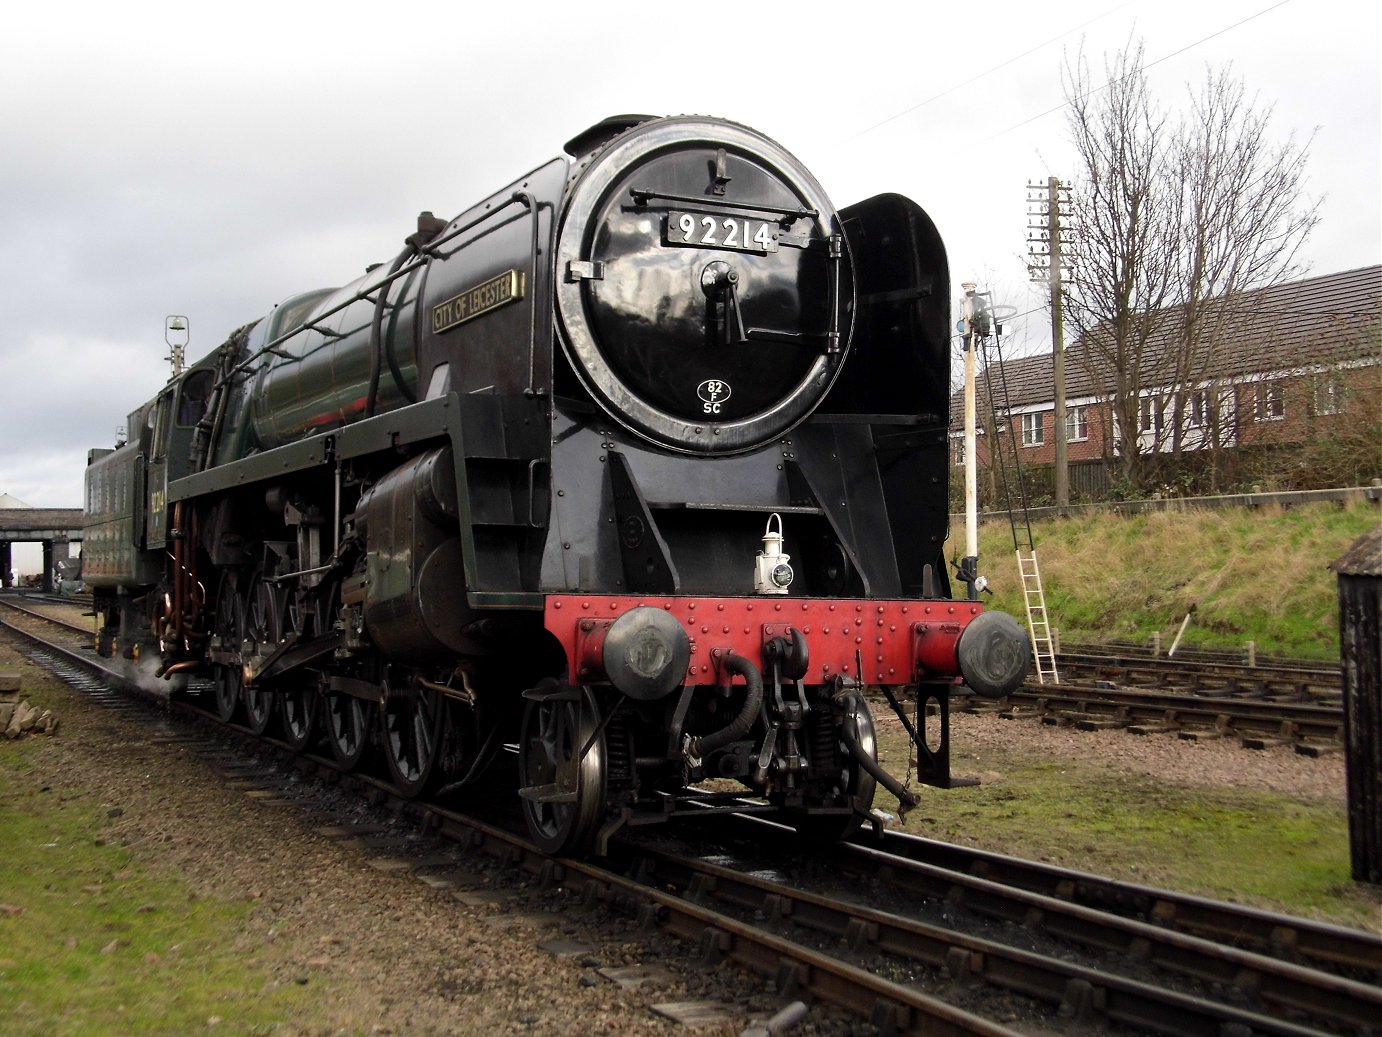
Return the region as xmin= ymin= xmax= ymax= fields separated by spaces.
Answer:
xmin=961 ymin=499 xmax=1379 ymax=659
xmin=875 ymin=739 xmax=1379 ymax=930
xmin=0 ymin=749 xmax=310 ymax=1036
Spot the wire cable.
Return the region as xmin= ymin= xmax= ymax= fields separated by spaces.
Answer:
xmin=842 ymin=2 xmax=1135 ymax=144
xmin=978 ymin=0 xmax=1295 ymax=145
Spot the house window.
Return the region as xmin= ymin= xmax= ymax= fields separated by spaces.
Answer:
xmin=1314 ymin=377 xmax=1341 ymax=416
xmin=1022 ymin=412 xmax=1045 ymax=447
xmin=1065 ymin=406 xmax=1088 ymax=442
xmin=1189 ymin=390 xmax=1211 ymax=429
xmin=953 ymin=437 xmax=965 ymax=467
xmin=1254 ymin=383 xmax=1284 ymax=422
xmin=1139 ymin=396 xmax=1159 ymax=434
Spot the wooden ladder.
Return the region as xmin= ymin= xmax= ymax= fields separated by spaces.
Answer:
xmin=1016 ymin=548 xmax=1059 ymax=684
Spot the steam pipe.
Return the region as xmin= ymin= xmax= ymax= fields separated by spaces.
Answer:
xmin=170 ymin=501 xmax=186 ymax=648
xmin=687 ymin=652 xmax=763 ymax=758
xmin=841 ymin=704 xmax=920 ymax=818
xmin=365 ymin=249 xmax=412 ymax=419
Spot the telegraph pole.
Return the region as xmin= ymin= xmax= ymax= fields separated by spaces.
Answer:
xmin=1026 ymin=178 xmax=1071 ymax=506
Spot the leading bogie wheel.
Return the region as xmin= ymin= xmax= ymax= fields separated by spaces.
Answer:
xmin=794 ymin=697 xmax=879 ymax=845
xmin=518 ymin=686 xmax=606 ymax=856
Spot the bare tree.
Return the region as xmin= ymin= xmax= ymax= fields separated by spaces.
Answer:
xmin=1061 ymin=43 xmax=1320 ymax=495
xmin=1061 ymin=41 xmax=1181 ymax=491
xmin=1166 ymin=68 xmax=1320 ymax=487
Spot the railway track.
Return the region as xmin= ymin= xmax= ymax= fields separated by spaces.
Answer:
xmin=985 ymin=682 xmax=1344 ymax=754
xmin=1052 ymin=643 xmax=1342 ymax=705
xmin=947 ymin=637 xmax=1347 ymax=753
xmin=4 ymin=600 xmax=1378 ymax=1036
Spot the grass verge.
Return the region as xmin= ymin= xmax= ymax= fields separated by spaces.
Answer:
xmin=963 ymin=499 xmax=1379 ymax=659
xmin=874 ymin=727 xmax=1380 ymax=933
xmin=0 ymin=663 xmax=312 ymax=1036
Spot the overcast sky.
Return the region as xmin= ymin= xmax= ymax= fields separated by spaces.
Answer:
xmin=1 ymin=0 xmax=1377 ymax=539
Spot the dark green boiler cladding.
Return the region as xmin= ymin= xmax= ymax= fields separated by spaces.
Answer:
xmin=248 ymin=268 xmax=420 ymax=451
xmin=82 ymin=115 xmax=1030 ymax=857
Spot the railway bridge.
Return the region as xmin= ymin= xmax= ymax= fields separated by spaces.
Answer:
xmin=0 ymin=499 xmax=83 ymax=592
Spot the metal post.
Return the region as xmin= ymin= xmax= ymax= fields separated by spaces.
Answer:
xmin=960 ymin=284 xmax=980 ymax=599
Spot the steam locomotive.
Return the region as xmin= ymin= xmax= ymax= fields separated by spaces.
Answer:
xmin=83 ymin=115 xmax=1029 ymax=854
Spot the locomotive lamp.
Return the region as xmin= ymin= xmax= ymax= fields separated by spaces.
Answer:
xmin=165 ymin=315 xmax=189 ymax=377
xmin=754 ymin=513 xmax=793 ymax=594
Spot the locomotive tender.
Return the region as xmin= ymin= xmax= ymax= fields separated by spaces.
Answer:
xmin=84 ymin=115 xmax=1029 ymax=854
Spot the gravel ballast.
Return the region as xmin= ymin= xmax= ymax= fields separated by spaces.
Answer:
xmin=0 ymin=641 xmax=1370 ymax=1035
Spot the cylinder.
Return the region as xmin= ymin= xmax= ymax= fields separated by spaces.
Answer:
xmin=358 ymin=446 xmax=473 ymax=661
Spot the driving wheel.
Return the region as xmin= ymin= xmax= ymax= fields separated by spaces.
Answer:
xmin=380 ymin=674 xmax=447 ymax=798
xmin=211 ymin=573 xmax=243 ymax=723
xmin=326 ymin=688 xmax=373 ymax=771
xmin=242 ymin=571 xmax=279 ymax=736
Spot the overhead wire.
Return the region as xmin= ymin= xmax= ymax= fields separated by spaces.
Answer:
xmin=841 ymin=2 xmax=1135 ymax=144
xmin=843 ymin=0 xmax=1296 ymax=149
xmin=977 ymin=0 xmax=1296 ymax=145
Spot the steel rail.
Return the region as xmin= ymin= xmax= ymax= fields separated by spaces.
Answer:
xmin=0 ymin=598 xmax=93 ymax=638
xmin=712 ymin=812 xmax=1381 ymax=986
xmin=858 ymin=830 xmax=1382 ymax=984
xmin=609 ymin=840 xmax=1363 ymax=1037
xmin=989 ymin=682 xmax=1344 ymax=746
xmin=1053 ymin=653 xmax=1341 ymax=702
xmin=425 ymin=809 xmax=1024 ymax=1037
xmin=839 ymin=844 xmax=1379 ymax=1031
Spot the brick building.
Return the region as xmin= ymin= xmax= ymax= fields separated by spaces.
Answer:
xmin=952 ymin=265 xmax=1381 ymax=502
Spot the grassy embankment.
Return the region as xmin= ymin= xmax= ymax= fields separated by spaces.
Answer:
xmin=875 ymin=733 xmax=1381 ymax=932
xmin=0 ymin=654 xmax=314 ymax=1037
xmin=874 ymin=500 xmax=1381 ymax=931
xmin=961 ymin=497 xmax=1380 ymax=659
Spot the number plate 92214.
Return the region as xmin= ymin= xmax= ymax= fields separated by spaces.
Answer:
xmin=665 ymin=211 xmax=779 ymax=253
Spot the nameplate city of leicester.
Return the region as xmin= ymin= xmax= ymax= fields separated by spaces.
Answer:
xmin=431 ymin=270 xmax=525 ymax=334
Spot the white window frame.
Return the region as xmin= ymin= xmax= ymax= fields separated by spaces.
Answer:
xmin=1314 ymin=377 xmax=1341 ymax=416
xmin=1065 ymin=405 xmax=1088 ymax=442
xmin=1254 ymin=383 xmax=1284 ymax=422
xmin=1139 ymin=395 xmax=1159 ymax=435
xmin=1189 ymin=389 xmax=1211 ymax=429
xmin=1022 ymin=411 xmax=1045 ymax=447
